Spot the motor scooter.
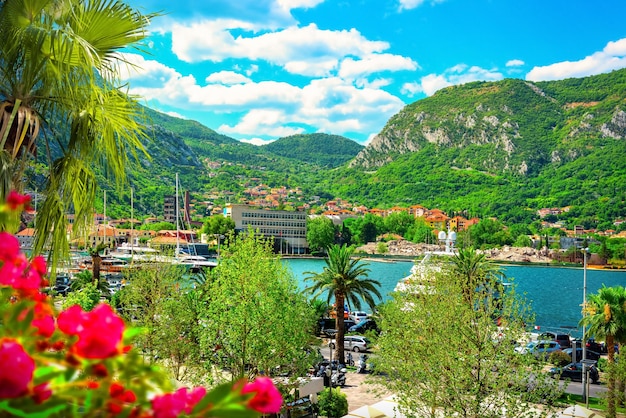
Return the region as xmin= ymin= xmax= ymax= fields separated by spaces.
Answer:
xmin=331 ymin=366 xmax=347 ymax=387
xmin=357 ymin=354 xmax=368 ymax=374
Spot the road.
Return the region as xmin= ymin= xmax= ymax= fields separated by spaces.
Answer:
xmin=319 ymin=343 xmax=608 ymax=399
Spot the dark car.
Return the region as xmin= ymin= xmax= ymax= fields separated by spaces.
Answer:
xmin=550 ymin=362 xmax=599 ymax=384
xmin=348 ymin=319 xmax=379 ymax=334
xmin=320 ymin=319 xmax=357 ymax=337
xmin=539 ymin=331 xmax=571 ymax=348
xmin=562 ymin=347 xmax=601 ymax=362
xmin=586 ymin=338 xmax=607 ymax=354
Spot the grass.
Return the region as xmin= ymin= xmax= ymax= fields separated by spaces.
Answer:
xmin=557 ymin=393 xmax=626 ymax=416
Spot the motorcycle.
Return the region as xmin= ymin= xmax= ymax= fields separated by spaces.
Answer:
xmin=357 ymin=354 xmax=368 ymax=374
xmin=331 ymin=366 xmax=347 ymax=387
xmin=346 ymin=352 xmax=354 ymax=367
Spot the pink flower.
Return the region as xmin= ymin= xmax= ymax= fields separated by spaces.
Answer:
xmin=0 ymin=339 xmax=35 ymax=399
xmin=58 ymin=304 xmax=125 ymax=359
xmin=32 ymin=383 xmax=52 ymax=404
xmin=151 ymin=387 xmax=206 ymax=418
xmin=242 ymin=377 xmax=283 ymax=414
xmin=6 ymin=190 xmax=31 ymax=210
xmin=0 ymin=252 xmax=45 ymax=290
xmin=0 ymin=232 xmax=20 ymax=262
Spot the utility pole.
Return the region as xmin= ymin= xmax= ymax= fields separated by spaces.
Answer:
xmin=581 ymin=247 xmax=589 ymax=405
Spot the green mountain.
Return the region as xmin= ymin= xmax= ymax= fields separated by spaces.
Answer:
xmin=32 ymin=69 xmax=626 ymax=231
xmin=322 ymin=69 xmax=626 ymax=229
xmin=262 ymin=133 xmax=364 ymax=167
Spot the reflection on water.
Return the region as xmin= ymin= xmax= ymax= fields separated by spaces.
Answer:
xmin=283 ymin=258 xmax=626 ymax=338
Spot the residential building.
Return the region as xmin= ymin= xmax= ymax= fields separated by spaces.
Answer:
xmin=224 ymin=204 xmax=308 ymax=254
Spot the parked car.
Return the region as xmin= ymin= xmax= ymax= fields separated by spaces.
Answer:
xmin=328 ymin=335 xmax=370 ymax=352
xmin=562 ymin=347 xmax=601 ymax=362
xmin=515 ymin=340 xmax=562 ymax=358
xmin=550 ymin=362 xmax=600 ymax=384
xmin=320 ymin=319 xmax=356 ymax=337
xmin=348 ymin=319 xmax=379 ymax=334
xmin=348 ymin=311 xmax=369 ymax=323
xmin=586 ymin=338 xmax=607 ymax=354
xmin=538 ymin=331 xmax=571 ymax=348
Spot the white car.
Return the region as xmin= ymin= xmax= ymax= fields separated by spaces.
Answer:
xmin=349 ymin=311 xmax=368 ymax=323
xmin=328 ymin=335 xmax=370 ymax=352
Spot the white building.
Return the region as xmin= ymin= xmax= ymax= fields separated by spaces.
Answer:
xmin=224 ymin=204 xmax=308 ymax=254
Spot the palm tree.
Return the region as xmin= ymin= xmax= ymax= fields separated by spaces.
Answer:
xmin=0 ymin=0 xmax=158 ymax=269
xmin=580 ymin=285 xmax=626 ymax=418
xmin=452 ymin=247 xmax=503 ymax=307
xmin=304 ymin=244 xmax=382 ymax=364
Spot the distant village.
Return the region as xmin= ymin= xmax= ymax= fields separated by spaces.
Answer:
xmin=15 ymin=182 xmax=626 ymax=253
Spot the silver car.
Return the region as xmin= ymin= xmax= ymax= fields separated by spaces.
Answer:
xmin=329 ymin=335 xmax=370 ymax=352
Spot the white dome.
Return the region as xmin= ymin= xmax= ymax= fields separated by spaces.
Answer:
xmin=438 ymin=231 xmax=447 ymax=240
xmin=448 ymin=231 xmax=457 ymax=241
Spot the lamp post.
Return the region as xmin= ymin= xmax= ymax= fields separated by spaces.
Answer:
xmin=581 ymin=247 xmax=589 ymax=404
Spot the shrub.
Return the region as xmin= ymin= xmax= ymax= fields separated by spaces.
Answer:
xmin=317 ymin=387 xmax=348 ymax=418
xmin=549 ymin=350 xmax=573 ymax=366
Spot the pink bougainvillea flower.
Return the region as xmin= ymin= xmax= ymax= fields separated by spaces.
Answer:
xmin=0 ymin=253 xmax=44 ymax=290
xmin=32 ymin=383 xmax=52 ymax=404
xmin=0 ymin=339 xmax=35 ymax=399
xmin=6 ymin=190 xmax=31 ymax=210
xmin=0 ymin=232 xmax=20 ymax=262
xmin=151 ymin=387 xmax=206 ymax=418
xmin=241 ymin=377 xmax=283 ymax=414
xmin=58 ymin=304 xmax=125 ymax=359
xmin=19 ymin=296 xmax=55 ymax=338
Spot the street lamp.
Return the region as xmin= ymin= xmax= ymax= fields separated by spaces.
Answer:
xmin=581 ymin=247 xmax=589 ymax=404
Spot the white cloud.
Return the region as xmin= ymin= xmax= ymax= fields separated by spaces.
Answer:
xmin=238 ymin=137 xmax=276 ymax=146
xmin=169 ymin=21 xmax=389 ymax=77
xmin=276 ymin=0 xmax=325 ymax=11
xmin=397 ymin=0 xmax=445 ymax=11
xmin=526 ymin=38 xmax=626 ymax=81
xmin=397 ymin=0 xmax=426 ymax=11
xmin=402 ymin=64 xmax=503 ymax=97
xmin=400 ymin=81 xmax=423 ymax=96
xmin=338 ymin=53 xmax=419 ymax=80
xmin=164 ymin=111 xmax=187 ymax=119
xmin=219 ymin=109 xmax=305 ymax=137
xmin=506 ymin=59 xmax=525 ymax=67
xmin=205 ymin=71 xmax=251 ymax=85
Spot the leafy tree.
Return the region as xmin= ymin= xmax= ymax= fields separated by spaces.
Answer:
xmin=452 ymin=247 xmax=504 ymax=306
xmin=581 ymin=286 xmax=626 ymax=418
xmin=201 ymin=214 xmax=236 ymax=237
xmin=118 ymin=263 xmax=190 ymax=367
xmin=406 ymin=217 xmax=436 ymax=244
xmin=62 ymin=282 xmax=101 ymax=312
xmin=0 ymin=0 xmax=157 ymax=270
xmin=304 ymin=244 xmax=381 ymax=364
xmin=468 ymin=219 xmax=513 ymax=248
xmin=383 ymin=211 xmax=414 ymax=237
xmin=375 ymin=261 xmax=558 ymax=418
xmin=140 ymin=221 xmax=176 ymax=231
xmin=198 ymin=230 xmax=315 ymax=381
xmin=513 ymin=234 xmax=532 ymax=247
xmin=307 ymin=216 xmax=336 ymax=254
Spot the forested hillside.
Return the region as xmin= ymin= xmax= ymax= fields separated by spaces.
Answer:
xmin=29 ymin=69 xmax=626 ymax=231
xmin=325 ymin=69 xmax=626 ymax=229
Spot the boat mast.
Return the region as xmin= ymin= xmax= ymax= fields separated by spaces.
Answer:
xmin=176 ymin=173 xmax=180 ymax=256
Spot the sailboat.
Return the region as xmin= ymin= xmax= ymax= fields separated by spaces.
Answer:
xmin=171 ymin=173 xmax=217 ymax=272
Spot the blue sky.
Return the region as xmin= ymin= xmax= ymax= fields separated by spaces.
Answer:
xmin=119 ymin=0 xmax=626 ymax=146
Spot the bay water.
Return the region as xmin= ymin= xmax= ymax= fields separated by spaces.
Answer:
xmin=283 ymin=258 xmax=626 ymax=338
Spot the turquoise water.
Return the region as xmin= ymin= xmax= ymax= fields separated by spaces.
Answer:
xmin=283 ymin=258 xmax=626 ymax=338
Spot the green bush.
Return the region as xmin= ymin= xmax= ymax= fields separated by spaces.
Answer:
xmin=549 ymin=350 xmax=572 ymax=366
xmin=317 ymin=387 xmax=348 ymax=418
